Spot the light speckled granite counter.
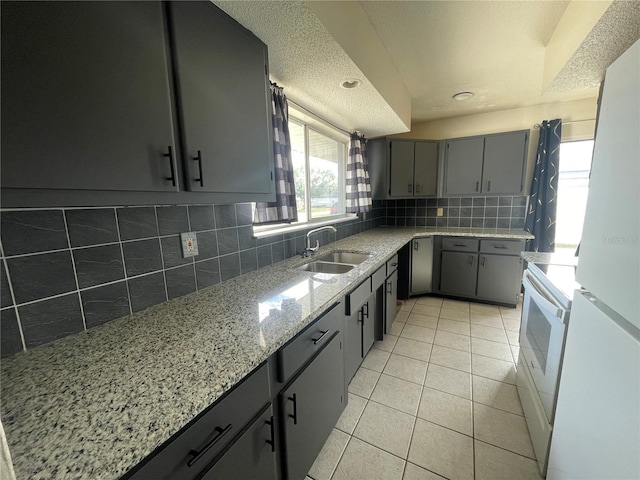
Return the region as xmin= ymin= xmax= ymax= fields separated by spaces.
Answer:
xmin=0 ymin=227 xmax=532 ymax=479
xmin=520 ymin=251 xmax=579 ymax=266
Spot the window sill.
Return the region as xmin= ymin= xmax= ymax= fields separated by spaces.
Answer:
xmin=253 ymin=214 xmax=358 ymax=239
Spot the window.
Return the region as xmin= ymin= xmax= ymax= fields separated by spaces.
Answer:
xmin=555 ymin=140 xmax=594 ymax=254
xmin=254 ymin=105 xmax=352 ymax=237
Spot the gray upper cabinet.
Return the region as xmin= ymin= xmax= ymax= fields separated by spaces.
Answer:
xmin=389 ymin=141 xmax=415 ymax=196
xmin=368 ymin=138 xmax=439 ymax=199
xmin=444 ymin=130 xmax=528 ymax=196
xmin=1 ymin=1 xmax=178 ymax=193
xmin=482 ymin=131 xmax=528 ymax=194
xmin=444 ymin=137 xmax=485 ymax=195
xmin=169 ymin=1 xmax=274 ymax=195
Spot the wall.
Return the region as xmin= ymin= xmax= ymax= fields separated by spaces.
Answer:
xmin=392 ymin=98 xmax=598 ymax=193
xmin=0 ymin=202 xmax=385 ymax=357
xmin=381 ymin=195 xmax=527 ymax=229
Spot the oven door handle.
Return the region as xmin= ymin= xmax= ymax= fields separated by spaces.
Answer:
xmin=522 ymin=270 xmax=566 ymax=321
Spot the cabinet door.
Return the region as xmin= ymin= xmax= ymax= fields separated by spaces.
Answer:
xmin=389 ymin=141 xmax=415 ymax=196
xmin=1 ymin=1 xmax=178 ymax=192
xmin=411 ymin=237 xmax=434 ymax=295
xmin=385 ymin=270 xmax=398 ymax=333
xmin=440 ymin=251 xmax=478 ymax=297
xmin=444 ymin=137 xmax=484 ymax=195
xmin=281 ymin=334 xmax=345 ymax=480
xmin=344 ymin=308 xmax=362 ymax=384
xmin=482 ymin=131 xmax=527 ymax=194
xmin=169 ymin=1 xmax=273 ymax=195
xmin=362 ymin=293 xmax=376 ymax=357
xmin=477 ymin=254 xmax=523 ymax=305
xmin=414 ymin=142 xmax=438 ymax=196
xmin=201 ymin=405 xmax=276 ymax=480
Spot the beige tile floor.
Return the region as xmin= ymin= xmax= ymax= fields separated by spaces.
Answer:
xmin=305 ymin=296 xmax=542 ymax=480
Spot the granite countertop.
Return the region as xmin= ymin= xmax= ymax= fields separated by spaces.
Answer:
xmin=0 ymin=227 xmax=533 ymax=480
xmin=520 ymin=251 xmax=579 ymax=267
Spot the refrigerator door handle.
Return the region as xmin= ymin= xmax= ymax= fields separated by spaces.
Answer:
xmin=523 ymin=270 xmax=566 ymax=321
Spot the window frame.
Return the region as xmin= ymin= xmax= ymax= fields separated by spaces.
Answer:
xmin=253 ymin=104 xmax=356 ymax=239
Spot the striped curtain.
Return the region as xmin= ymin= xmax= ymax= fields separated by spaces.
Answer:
xmin=525 ymin=119 xmax=562 ymax=252
xmin=254 ymin=83 xmax=298 ymax=224
xmin=346 ymin=132 xmax=372 ymax=214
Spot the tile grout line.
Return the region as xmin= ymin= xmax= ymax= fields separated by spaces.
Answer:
xmin=62 ymin=210 xmax=87 ymax=331
xmin=0 ymin=241 xmax=27 ymax=353
xmin=154 ymin=206 xmax=170 ymax=302
xmin=113 ymin=208 xmax=133 ymax=316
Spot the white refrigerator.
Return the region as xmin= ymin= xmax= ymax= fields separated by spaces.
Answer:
xmin=546 ymin=40 xmax=640 ymax=479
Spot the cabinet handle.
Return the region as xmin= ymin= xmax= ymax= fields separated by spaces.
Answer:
xmin=481 ymin=256 xmax=486 ymax=267
xmin=387 ymin=281 xmax=392 ymax=294
xmin=357 ymin=310 xmax=363 ymax=324
xmin=163 ymin=146 xmax=176 ymax=187
xmin=475 ymin=181 xmax=480 ymax=192
xmin=414 ymin=241 xmax=419 ymax=251
xmin=311 ymin=329 xmax=330 ymax=345
xmin=187 ymin=423 xmax=232 ymax=467
xmin=391 ymin=262 xmax=398 ymax=267
xmin=408 ymin=183 xmax=413 ymax=193
xmin=265 ymin=416 xmax=275 ymax=452
xmin=453 ymin=243 xmax=466 ymax=247
xmin=193 ymin=150 xmax=204 ymax=187
xmin=288 ymin=394 xmax=298 ymax=425
xmin=487 ymin=180 xmax=491 ymax=192
xmin=364 ymin=302 xmax=369 ymax=319
xmin=469 ymin=255 xmax=474 ymax=266
xmin=415 ymin=184 xmax=421 ymax=193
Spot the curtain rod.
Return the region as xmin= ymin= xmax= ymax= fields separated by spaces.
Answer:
xmin=287 ymin=100 xmax=354 ymax=137
xmin=533 ymin=119 xmax=595 ymax=129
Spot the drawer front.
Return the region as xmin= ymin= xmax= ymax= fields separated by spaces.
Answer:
xmin=371 ymin=265 xmax=386 ymax=291
xmin=127 ymin=363 xmax=270 ymax=480
xmin=479 ymin=238 xmax=525 ymax=256
xmin=386 ymin=254 xmax=399 ymax=275
xmin=345 ymin=277 xmax=371 ymax=315
xmin=277 ymin=302 xmax=342 ymax=383
xmin=441 ymin=237 xmax=479 ymax=252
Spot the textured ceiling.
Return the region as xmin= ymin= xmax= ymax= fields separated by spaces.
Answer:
xmin=212 ymin=1 xmax=409 ymax=137
xmin=213 ymin=0 xmax=639 ymax=136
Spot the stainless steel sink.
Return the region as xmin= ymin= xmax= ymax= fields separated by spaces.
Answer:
xmin=297 ymin=262 xmax=354 ymax=274
xmin=315 ymin=252 xmax=372 ymax=265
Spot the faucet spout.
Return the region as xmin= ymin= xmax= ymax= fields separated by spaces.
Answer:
xmin=303 ymin=225 xmax=337 ymax=257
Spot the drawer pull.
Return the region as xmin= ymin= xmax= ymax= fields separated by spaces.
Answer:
xmin=187 ymin=423 xmax=232 ymax=467
xmin=288 ymin=394 xmax=298 ymax=425
xmin=265 ymin=416 xmax=275 ymax=452
xmin=391 ymin=262 xmax=398 ymax=267
xmin=493 ymin=245 xmax=508 ymax=249
xmin=163 ymin=146 xmax=176 ymax=187
xmin=453 ymin=243 xmax=466 ymax=247
xmin=312 ymin=330 xmax=330 ymax=345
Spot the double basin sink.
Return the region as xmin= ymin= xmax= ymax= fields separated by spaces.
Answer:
xmin=298 ymin=251 xmax=372 ymax=274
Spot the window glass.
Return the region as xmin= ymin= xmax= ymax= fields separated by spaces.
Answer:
xmin=289 ymin=120 xmax=308 ymax=222
xmin=308 ymin=129 xmax=341 ymax=219
xmin=555 ymin=140 xmax=593 ymax=254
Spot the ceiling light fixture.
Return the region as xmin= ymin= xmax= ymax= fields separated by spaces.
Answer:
xmin=340 ymin=79 xmax=361 ymax=89
xmin=452 ymin=91 xmax=474 ymax=101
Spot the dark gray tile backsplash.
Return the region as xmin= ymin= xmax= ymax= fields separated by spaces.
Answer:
xmin=0 ymin=202 xmax=381 ymax=356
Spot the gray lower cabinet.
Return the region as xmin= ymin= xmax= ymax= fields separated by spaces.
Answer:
xmin=280 ymin=333 xmax=345 ymax=480
xmin=362 ymin=292 xmax=376 ymax=358
xmin=440 ymin=251 xmax=478 ymax=298
xmin=1 ymin=1 xmax=178 ymax=193
xmin=168 ymin=1 xmax=274 ymax=195
xmin=477 ymin=254 xmax=524 ymax=305
xmin=200 ymin=404 xmax=276 ymax=480
xmin=385 ymin=269 xmax=398 ymax=333
xmin=125 ymin=363 xmax=271 ymax=480
xmin=345 ymin=278 xmax=376 ymax=384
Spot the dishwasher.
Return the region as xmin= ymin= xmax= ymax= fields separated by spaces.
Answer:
xmin=410 ymin=237 xmax=433 ymax=296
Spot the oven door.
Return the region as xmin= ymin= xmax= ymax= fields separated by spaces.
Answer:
xmin=520 ymin=269 xmax=569 ymax=423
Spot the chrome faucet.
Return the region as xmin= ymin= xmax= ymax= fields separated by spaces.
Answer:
xmin=303 ymin=226 xmax=337 ymax=257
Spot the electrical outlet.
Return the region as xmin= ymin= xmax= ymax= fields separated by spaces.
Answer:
xmin=437 ymin=207 xmax=444 ymax=217
xmin=180 ymin=232 xmax=199 ymax=258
